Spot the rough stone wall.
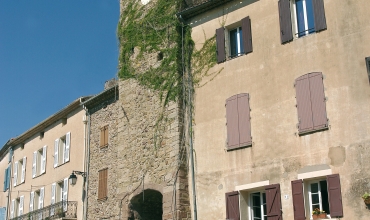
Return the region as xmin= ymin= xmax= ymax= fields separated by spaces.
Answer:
xmin=87 ymin=79 xmax=190 ymax=220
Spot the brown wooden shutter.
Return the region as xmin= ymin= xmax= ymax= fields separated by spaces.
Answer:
xmin=295 ymin=74 xmax=314 ymax=133
xmin=225 ymin=191 xmax=240 ymax=220
xmin=278 ymin=0 xmax=293 ymax=44
xmin=100 ymin=128 xmax=104 ymax=147
xmin=241 ymin=16 xmax=252 ymax=54
xmin=98 ymin=169 xmax=108 ymax=200
xmin=265 ymin=184 xmax=282 ymax=220
xmin=312 ymin=0 xmax=327 ymax=32
xmin=327 ymin=174 xmax=343 ymax=218
xmin=226 ymin=95 xmax=239 ymax=149
xmin=216 ymin=27 xmax=226 ymax=63
xmin=308 ymin=72 xmax=327 ymax=130
xmin=291 ymin=180 xmax=306 ymax=220
xmin=104 ymin=126 xmax=109 ymax=146
xmin=237 ymin=93 xmax=252 ymax=147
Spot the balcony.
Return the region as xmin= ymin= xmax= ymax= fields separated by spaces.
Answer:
xmin=11 ymin=201 xmax=77 ymax=220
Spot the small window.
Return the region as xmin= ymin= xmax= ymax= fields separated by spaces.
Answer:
xmin=33 ymin=146 xmax=47 ymax=178
xmin=10 ymin=196 xmax=24 ymax=218
xmin=54 ymin=132 xmax=71 ymax=167
xmin=13 ymin=157 xmax=26 ymax=186
xmin=308 ymin=180 xmax=330 ymax=216
xmin=229 ymin=27 xmax=244 ymax=58
xmin=100 ymin=126 xmax=109 ymax=148
xmin=278 ymin=0 xmax=326 ymax=43
xmin=250 ymin=192 xmax=267 ymax=220
xmin=98 ymin=168 xmax=108 ymax=200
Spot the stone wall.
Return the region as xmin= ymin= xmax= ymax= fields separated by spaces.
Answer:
xmin=86 ymin=79 xmax=190 ymax=220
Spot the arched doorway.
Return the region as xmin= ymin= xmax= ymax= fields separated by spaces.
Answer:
xmin=128 ymin=189 xmax=163 ymax=220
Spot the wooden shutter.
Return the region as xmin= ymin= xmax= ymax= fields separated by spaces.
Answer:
xmin=51 ymin=183 xmax=56 ymax=215
xmin=100 ymin=128 xmax=104 ymax=147
xmin=104 ymin=127 xmax=109 ymax=146
xmin=41 ymin=146 xmax=47 ymax=174
xmin=225 ymin=191 xmax=240 ymax=220
xmin=3 ymin=168 xmax=8 ymax=191
xmin=30 ymin=191 xmax=34 ymax=212
xmin=98 ymin=169 xmax=108 ymax=200
xmin=308 ymin=72 xmax=328 ymax=130
xmin=226 ymin=94 xmax=252 ymax=149
xmin=291 ymin=180 xmax=305 ymax=220
xmin=32 ymin=151 xmax=37 ymax=178
xmin=327 ymin=174 xmax=343 ymax=217
xmin=10 ymin=199 xmax=14 ymax=218
xmin=54 ymin=139 xmax=59 ymax=167
xmin=241 ymin=16 xmax=253 ymax=54
xmin=65 ymin=132 xmax=71 ymax=162
xmin=19 ymin=195 xmax=24 ymax=215
xmin=216 ymin=27 xmax=226 ymax=63
xmin=366 ymin=57 xmax=370 ymax=84
xmin=312 ymin=0 xmax=327 ymax=32
xmin=13 ymin=161 xmax=18 ymax=186
xmin=21 ymin=157 xmax=26 ymax=183
xmin=295 ymin=74 xmax=313 ymax=133
xmin=39 ymin=187 xmax=44 ymax=208
xmin=278 ymin=0 xmax=293 ymax=44
xmin=63 ymin=178 xmax=68 ymax=211
xmin=265 ymin=184 xmax=282 ymax=220
xmin=237 ymin=93 xmax=252 ymax=147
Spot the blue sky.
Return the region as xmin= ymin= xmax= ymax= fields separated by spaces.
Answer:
xmin=0 ymin=1 xmax=120 ymax=145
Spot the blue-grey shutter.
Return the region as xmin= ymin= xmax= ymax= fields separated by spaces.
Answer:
xmin=3 ymin=168 xmax=7 ymax=191
xmin=312 ymin=0 xmax=327 ymax=32
xmin=278 ymin=0 xmax=293 ymax=44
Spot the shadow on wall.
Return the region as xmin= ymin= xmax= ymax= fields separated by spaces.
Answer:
xmin=187 ymin=0 xmax=259 ymax=28
xmin=128 ymin=189 xmax=163 ymax=220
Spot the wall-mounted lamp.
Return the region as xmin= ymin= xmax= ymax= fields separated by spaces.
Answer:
xmin=69 ymin=171 xmax=86 ymax=186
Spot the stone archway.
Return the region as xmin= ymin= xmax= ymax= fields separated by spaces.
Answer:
xmin=128 ymin=189 xmax=163 ymax=220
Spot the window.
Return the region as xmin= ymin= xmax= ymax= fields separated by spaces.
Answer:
xmin=291 ymin=174 xmax=343 ymax=219
xmin=10 ymin=196 xmax=24 ymax=218
xmin=3 ymin=165 xmax=10 ymax=191
xmin=225 ymin=93 xmax=252 ymax=150
xmin=52 ymin=178 xmax=68 ymax=212
xmin=216 ymin=16 xmax=252 ymax=63
xmin=13 ymin=157 xmax=27 ymax=186
xmin=100 ymin=126 xmax=109 ymax=148
xmin=295 ymin=72 xmax=328 ymax=134
xmin=98 ymin=168 xmax=108 ymax=200
xmin=54 ymin=132 xmax=70 ymax=167
xmin=30 ymin=188 xmax=44 ymax=212
xmin=278 ymin=0 xmax=327 ymax=43
xmin=33 ymin=146 xmax=47 ymax=178
xmin=228 ymin=183 xmax=283 ymax=220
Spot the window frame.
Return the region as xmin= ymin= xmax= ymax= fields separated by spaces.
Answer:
xmin=54 ymin=132 xmax=70 ymax=168
xmin=248 ymin=191 xmax=267 ymax=220
xmin=306 ymin=179 xmax=330 ymax=219
xmin=228 ymin=26 xmax=244 ymax=58
xmin=292 ymin=0 xmax=315 ymax=38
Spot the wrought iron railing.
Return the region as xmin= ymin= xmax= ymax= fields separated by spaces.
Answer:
xmin=11 ymin=201 xmax=77 ymax=220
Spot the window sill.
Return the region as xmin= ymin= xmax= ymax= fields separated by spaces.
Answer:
xmin=33 ymin=172 xmax=46 ymax=179
xmin=54 ymin=160 xmax=70 ymax=169
xmin=298 ymin=127 xmax=328 ymax=136
xmin=226 ymin=143 xmax=252 ymax=152
xmin=14 ymin=182 xmax=25 ymax=187
xmin=97 ymin=197 xmax=107 ymax=202
xmin=100 ymin=145 xmax=108 ymax=149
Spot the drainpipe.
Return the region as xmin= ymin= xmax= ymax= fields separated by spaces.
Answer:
xmin=6 ymin=148 xmax=13 ymax=220
xmin=82 ymin=106 xmax=91 ymax=220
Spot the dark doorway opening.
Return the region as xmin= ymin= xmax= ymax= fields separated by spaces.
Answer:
xmin=128 ymin=189 xmax=163 ymax=220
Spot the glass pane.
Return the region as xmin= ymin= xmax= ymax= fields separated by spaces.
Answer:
xmin=295 ymin=0 xmax=306 ymax=37
xmin=312 ymin=204 xmax=320 ymax=211
xmin=253 ymin=193 xmax=261 ymax=206
xmin=253 ymin=207 xmax=261 ymax=218
xmin=262 ymin=193 xmax=266 ymax=204
xmin=230 ymin=29 xmax=237 ymax=57
xmin=311 ymin=183 xmax=319 ymax=193
xmin=320 ymin=181 xmax=330 ymax=214
xmin=238 ymin=27 xmax=244 ymax=54
xmin=312 ymin=194 xmax=319 ymax=204
xmin=305 ymin=0 xmax=315 ymax=33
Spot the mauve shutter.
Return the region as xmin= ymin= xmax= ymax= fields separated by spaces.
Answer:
xmin=225 ymin=191 xmax=240 ymax=220
xmin=216 ymin=27 xmax=226 ymax=63
xmin=291 ymin=180 xmax=305 ymax=220
xmin=327 ymin=174 xmax=343 ymax=218
xmin=308 ymin=72 xmax=328 ymax=130
xmin=226 ymin=95 xmax=239 ymax=149
xmin=241 ymin=16 xmax=252 ymax=54
xmin=365 ymin=57 xmax=370 ymax=84
xmin=312 ymin=0 xmax=327 ymax=32
xmin=295 ymin=74 xmax=313 ymax=133
xmin=265 ymin=184 xmax=283 ymax=220
xmin=278 ymin=0 xmax=293 ymax=44
xmin=237 ymin=93 xmax=252 ymax=147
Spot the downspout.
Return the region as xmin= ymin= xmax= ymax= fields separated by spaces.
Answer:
xmin=82 ymin=106 xmax=91 ymax=220
xmin=6 ymin=148 xmax=13 ymax=220
xmin=178 ymin=14 xmax=198 ymax=220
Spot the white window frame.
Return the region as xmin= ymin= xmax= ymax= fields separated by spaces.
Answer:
xmin=228 ymin=26 xmax=243 ymax=58
xmin=248 ymin=191 xmax=267 ymax=220
xmin=14 ymin=157 xmax=26 ymax=186
xmin=305 ymin=179 xmax=331 ymax=220
xmin=54 ymin=132 xmax=70 ymax=168
xmin=33 ymin=146 xmax=47 ymax=178
xmin=292 ymin=0 xmax=313 ymax=37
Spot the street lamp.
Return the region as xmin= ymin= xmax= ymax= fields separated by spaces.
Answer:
xmin=69 ymin=171 xmax=86 ymax=185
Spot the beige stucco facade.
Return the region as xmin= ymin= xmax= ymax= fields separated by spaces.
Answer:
xmin=1 ymin=98 xmax=88 ymax=219
xmin=185 ymin=0 xmax=370 ymax=219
